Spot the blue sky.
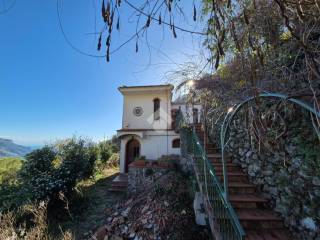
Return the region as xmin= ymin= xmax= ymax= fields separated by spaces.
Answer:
xmin=0 ymin=0 xmax=204 ymax=145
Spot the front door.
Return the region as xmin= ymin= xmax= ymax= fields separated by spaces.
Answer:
xmin=125 ymin=139 xmax=140 ymax=172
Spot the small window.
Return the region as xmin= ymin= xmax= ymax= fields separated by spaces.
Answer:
xmin=193 ymin=108 xmax=199 ymax=123
xmin=153 ymin=98 xmax=160 ymax=120
xmin=172 ymin=138 xmax=180 ymax=148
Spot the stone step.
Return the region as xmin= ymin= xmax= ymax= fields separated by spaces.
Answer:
xmin=236 ymin=209 xmax=284 ymax=230
xmin=245 ymin=229 xmax=292 ymax=240
xmin=216 ymin=171 xmax=248 ymax=182
xmin=228 ymin=182 xmax=256 ymax=194
xmin=206 ymin=148 xmax=219 ymax=154
xmin=209 ymin=159 xmax=232 ymax=164
xmin=111 ymin=181 xmax=128 ymax=187
xmin=194 ymin=130 xmax=291 ymax=238
xmin=113 ymin=174 xmax=128 ymax=181
xmin=109 ymin=185 xmax=127 ymax=192
xmin=207 ymin=150 xmax=218 ymax=155
xmin=205 ymin=143 xmax=216 ymax=148
xmin=201 ymin=179 xmax=255 ymax=194
xmin=208 ymin=155 xmax=232 ymax=163
xmin=211 ymin=163 xmax=241 ymax=171
xmin=229 ymin=194 xmax=268 ymax=209
xmin=207 ymin=153 xmax=230 ymax=158
xmin=205 ymin=146 xmax=221 ymax=151
xmin=110 ymin=174 xmax=128 ymax=192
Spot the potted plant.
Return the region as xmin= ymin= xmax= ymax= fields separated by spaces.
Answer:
xmin=134 ymin=155 xmax=146 ymax=166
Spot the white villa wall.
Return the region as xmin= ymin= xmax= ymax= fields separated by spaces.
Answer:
xmin=117 ymin=85 xmax=203 ymax=174
xmin=140 ymin=131 xmax=180 ymax=159
xmin=122 ymin=92 xmax=172 ymax=130
xmin=119 ymin=131 xmax=180 ymax=173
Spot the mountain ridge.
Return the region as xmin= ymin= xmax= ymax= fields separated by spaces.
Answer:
xmin=0 ymin=138 xmax=32 ymax=158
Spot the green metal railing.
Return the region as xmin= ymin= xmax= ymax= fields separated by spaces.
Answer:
xmin=220 ymin=92 xmax=320 ymax=199
xmin=175 ymin=92 xmax=320 ymax=239
xmin=176 ymin=111 xmax=245 ymax=240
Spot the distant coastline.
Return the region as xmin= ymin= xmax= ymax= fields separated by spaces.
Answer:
xmin=0 ymin=138 xmax=33 ymax=158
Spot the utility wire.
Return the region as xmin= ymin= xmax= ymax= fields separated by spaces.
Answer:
xmin=56 ymin=0 xmax=205 ymax=60
xmin=56 ymin=0 xmax=144 ymax=58
xmin=124 ymin=0 xmax=206 ymax=36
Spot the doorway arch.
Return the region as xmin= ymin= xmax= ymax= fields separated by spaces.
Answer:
xmin=125 ymin=138 xmax=140 ymax=172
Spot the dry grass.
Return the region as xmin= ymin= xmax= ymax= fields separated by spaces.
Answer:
xmin=0 ymin=166 xmax=122 ymax=240
xmin=0 ymin=211 xmax=17 ymax=240
xmin=0 ymin=201 xmax=74 ymax=240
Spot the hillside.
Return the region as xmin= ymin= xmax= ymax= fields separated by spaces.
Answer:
xmin=0 ymin=138 xmax=32 ymax=157
xmin=0 ymin=157 xmax=23 ymax=183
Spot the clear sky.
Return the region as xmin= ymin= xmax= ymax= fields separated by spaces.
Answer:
xmin=0 ymin=0 xmax=203 ymax=146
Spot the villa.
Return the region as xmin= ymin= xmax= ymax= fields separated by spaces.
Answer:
xmin=115 ymin=84 xmax=201 ymax=174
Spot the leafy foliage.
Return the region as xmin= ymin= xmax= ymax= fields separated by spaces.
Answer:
xmin=98 ymin=140 xmax=113 ymax=163
xmin=0 ymin=135 xmax=122 ymax=212
xmin=107 ymin=153 xmax=120 ymax=168
xmin=19 ymin=138 xmax=99 ymax=201
xmin=97 ymin=1 xmax=319 ymax=130
xmin=0 ymin=135 xmax=121 ymax=239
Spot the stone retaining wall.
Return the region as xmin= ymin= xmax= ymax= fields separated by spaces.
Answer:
xmin=226 ymin=106 xmax=320 ymax=239
xmin=128 ymin=165 xmax=172 ymax=194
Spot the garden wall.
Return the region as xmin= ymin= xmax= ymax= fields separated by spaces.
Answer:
xmin=128 ymin=164 xmax=172 ymax=194
xmin=226 ymin=105 xmax=320 ymax=239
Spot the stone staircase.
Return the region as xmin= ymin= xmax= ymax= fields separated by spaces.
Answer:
xmin=110 ymin=173 xmax=128 ymax=192
xmin=194 ymin=123 xmax=292 ymax=240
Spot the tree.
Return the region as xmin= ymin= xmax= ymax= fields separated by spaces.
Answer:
xmin=57 ymin=0 xmax=320 ymax=131
xmin=98 ymin=140 xmax=113 ymax=163
xmin=98 ymin=135 xmax=120 ymax=163
xmin=19 ymin=138 xmax=99 ymax=201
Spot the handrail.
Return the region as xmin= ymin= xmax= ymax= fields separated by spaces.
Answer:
xmin=193 ymin=130 xmax=245 ymax=238
xmin=220 ymin=92 xmax=320 ymax=199
xmin=176 ymin=110 xmax=245 ymax=240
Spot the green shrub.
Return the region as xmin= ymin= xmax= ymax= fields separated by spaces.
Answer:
xmin=106 ymin=153 xmax=120 ymax=168
xmin=98 ymin=140 xmax=113 ymax=163
xmin=0 ymin=184 xmax=25 ymax=211
xmin=19 ymin=146 xmax=57 ymax=200
xmin=19 ymin=138 xmax=99 ymax=202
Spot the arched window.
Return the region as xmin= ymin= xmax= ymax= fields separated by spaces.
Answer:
xmin=172 ymin=138 xmax=180 ymax=148
xmin=153 ymin=98 xmax=160 ymax=120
